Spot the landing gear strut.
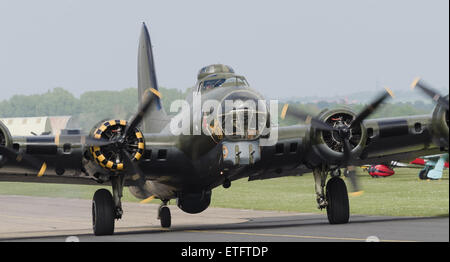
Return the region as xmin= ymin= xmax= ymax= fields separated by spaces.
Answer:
xmin=158 ymin=201 xmax=171 ymax=228
xmin=313 ymin=166 xmax=350 ymax=224
xmin=92 ymin=175 xmax=125 ymax=236
xmin=313 ymin=167 xmax=328 ymax=209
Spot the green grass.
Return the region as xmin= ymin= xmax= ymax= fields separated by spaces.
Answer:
xmin=211 ymin=168 xmax=449 ymax=217
xmin=0 ymin=168 xmax=448 ymax=217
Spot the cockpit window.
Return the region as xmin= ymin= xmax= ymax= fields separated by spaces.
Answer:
xmin=199 ymin=76 xmax=249 ymax=92
xmin=202 ymin=78 xmax=226 ymax=91
xmin=222 ymin=77 xmax=247 ymax=87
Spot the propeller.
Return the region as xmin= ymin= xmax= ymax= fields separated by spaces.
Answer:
xmin=91 ymin=23 xmax=161 ymax=180
xmin=281 ymin=104 xmax=335 ymax=132
xmin=89 ymin=23 xmax=161 ymax=155
xmin=0 ymin=23 xmax=161 ymax=185
xmin=411 ymin=78 xmax=449 ymax=110
xmin=0 ymin=145 xmax=47 ymax=176
xmin=350 ymin=89 xmax=394 ymax=129
xmin=282 ymin=88 xmax=394 ymax=194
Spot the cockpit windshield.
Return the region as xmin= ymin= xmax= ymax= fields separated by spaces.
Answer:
xmin=202 ymin=79 xmax=226 ymax=91
xmin=199 ymin=76 xmax=249 ymax=92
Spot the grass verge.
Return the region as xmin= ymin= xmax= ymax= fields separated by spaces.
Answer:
xmin=0 ymin=168 xmax=447 ymax=217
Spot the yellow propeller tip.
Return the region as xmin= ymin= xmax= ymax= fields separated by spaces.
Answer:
xmin=384 ymin=87 xmax=395 ymax=98
xmin=411 ymin=77 xmax=421 ymax=89
xmin=150 ymin=88 xmax=162 ymax=98
xmin=37 ymin=162 xmax=47 ymax=177
xmin=280 ymin=104 xmax=289 ymax=120
xmin=140 ymin=195 xmax=155 ymax=204
xmin=349 ymin=191 xmax=364 ymax=197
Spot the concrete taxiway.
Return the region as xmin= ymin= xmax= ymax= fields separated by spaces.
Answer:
xmin=0 ymin=195 xmax=448 ymax=242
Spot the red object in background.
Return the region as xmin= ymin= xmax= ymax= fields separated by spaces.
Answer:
xmin=410 ymin=158 xmax=449 ymax=168
xmin=410 ymin=158 xmax=426 ymax=166
xmin=368 ymin=165 xmax=395 ymax=177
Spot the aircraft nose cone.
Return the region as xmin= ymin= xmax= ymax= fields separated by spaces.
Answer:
xmin=218 ymin=90 xmax=269 ymax=140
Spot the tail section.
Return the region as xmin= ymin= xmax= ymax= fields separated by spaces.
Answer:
xmin=137 ymin=23 xmax=169 ymax=133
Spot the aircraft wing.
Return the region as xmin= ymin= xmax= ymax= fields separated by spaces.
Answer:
xmin=250 ymin=85 xmax=448 ymax=182
xmin=0 ymin=132 xmax=131 ymax=186
xmin=421 ymin=154 xmax=448 ymax=160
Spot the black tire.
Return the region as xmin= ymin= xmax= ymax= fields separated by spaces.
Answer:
xmin=92 ymin=189 xmax=115 ymax=236
xmin=326 ymin=177 xmax=350 ymax=224
xmin=159 ymin=206 xmax=171 ymax=228
xmin=418 ymin=167 xmax=429 ymax=180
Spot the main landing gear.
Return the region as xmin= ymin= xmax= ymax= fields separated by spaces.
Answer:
xmin=92 ymin=176 xmax=125 ymax=236
xmin=92 ymin=175 xmax=173 ymax=235
xmin=92 ymin=189 xmax=115 ymax=236
xmin=313 ymin=167 xmax=350 ymax=224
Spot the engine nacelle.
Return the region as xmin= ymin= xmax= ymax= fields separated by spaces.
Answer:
xmin=89 ymin=119 xmax=145 ymax=171
xmin=308 ymin=108 xmax=367 ymax=166
xmin=430 ymin=98 xmax=449 ymax=148
xmin=0 ymin=121 xmax=13 ymax=148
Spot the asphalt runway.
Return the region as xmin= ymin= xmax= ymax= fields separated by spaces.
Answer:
xmin=0 ymin=195 xmax=448 ymax=242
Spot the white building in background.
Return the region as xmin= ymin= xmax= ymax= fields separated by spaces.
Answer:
xmin=0 ymin=116 xmax=72 ymax=136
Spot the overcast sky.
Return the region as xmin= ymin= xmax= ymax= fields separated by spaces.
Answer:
xmin=0 ymin=0 xmax=448 ymax=101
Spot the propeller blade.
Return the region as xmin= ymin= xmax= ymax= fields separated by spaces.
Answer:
xmin=341 ymin=138 xmax=363 ymax=194
xmin=121 ymin=149 xmax=144 ymax=178
xmin=346 ymin=166 xmax=363 ymax=196
xmin=121 ymin=149 xmax=154 ymax=202
xmin=0 ymin=146 xmax=20 ymax=163
xmin=140 ymin=195 xmax=155 ymax=204
xmin=0 ymin=145 xmax=47 ymax=175
xmin=411 ymin=78 xmax=449 ymax=110
xmin=351 ymin=88 xmax=394 ymax=128
xmin=124 ymin=88 xmax=161 ymax=138
xmin=342 ymin=138 xmax=352 ymax=166
xmin=281 ymin=104 xmax=336 ymax=132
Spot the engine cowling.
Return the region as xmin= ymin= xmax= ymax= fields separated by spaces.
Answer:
xmin=431 ymin=97 xmax=449 ymax=148
xmin=0 ymin=121 xmax=12 ymax=148
xmin=309 ymin=108 xmax=367 ymax=166
xmin=89 ymin=119 xmax=145 ymax=171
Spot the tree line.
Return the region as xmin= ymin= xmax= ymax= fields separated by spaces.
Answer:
xmin=0 ymin=87 xmax=435 ymax=131
xmin=0 ymin=87 xmax=188 ymax=131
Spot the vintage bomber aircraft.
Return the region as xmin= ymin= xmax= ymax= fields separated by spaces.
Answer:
xmin=0 ymin=23 xmax=448 ymax=235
